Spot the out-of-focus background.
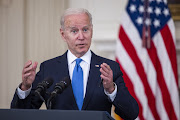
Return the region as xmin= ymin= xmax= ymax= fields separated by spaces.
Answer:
xmin=0 ymin=0 xmax=179 ymax=119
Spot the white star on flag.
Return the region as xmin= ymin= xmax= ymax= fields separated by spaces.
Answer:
xmin=155 ymin=7 xmax=161 ymax=16
xmin=136 ymin=17 xmax=143 ymax=25
xmin=153 ymin=19 xmax=160 ymax=28
xmin=130 ymin=4 xmax=136 ymax=13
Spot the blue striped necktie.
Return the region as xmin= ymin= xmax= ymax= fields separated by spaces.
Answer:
xmin=72 ymin=58 xmax=84 ymax=110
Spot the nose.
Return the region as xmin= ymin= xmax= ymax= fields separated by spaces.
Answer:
xmin=78 ymin=31 xmax=84 ymax=40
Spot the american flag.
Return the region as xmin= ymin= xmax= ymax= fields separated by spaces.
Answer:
xmin=115 ymin=0 xmax=179 ymax=119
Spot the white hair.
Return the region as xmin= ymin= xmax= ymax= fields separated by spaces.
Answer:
xmin=60 ymin=8 xmax=92 ymax=29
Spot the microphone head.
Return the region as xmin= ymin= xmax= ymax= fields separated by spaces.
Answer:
xmin=35 ymin=77 xmax=54 ymax=93
xmin=54 ymin=77 xmax=71 ymax=94
xmin=43 ymin=77 xmax=54 ymax=88
xmin=62 ymin=77 xmax=71 ymax=87
xmin=34 ymin=77 xmax=54 ymax=101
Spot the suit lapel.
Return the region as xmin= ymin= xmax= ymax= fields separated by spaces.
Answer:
xmin=82 ymin=52 xmax=102 ymax=110
xmin=57 ymin=51 xmax=79 ymax=110
xmin=57 ymin=51 xmax=69 ymax=77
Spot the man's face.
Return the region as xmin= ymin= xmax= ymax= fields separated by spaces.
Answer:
xmin=60 ymin=13 xmax=93 ymax=58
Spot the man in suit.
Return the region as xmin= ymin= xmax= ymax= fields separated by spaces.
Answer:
xmin=11 ymin=8 xmax=139 ymax=120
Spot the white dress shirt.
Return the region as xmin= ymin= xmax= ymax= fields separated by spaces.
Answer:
xmin=67 ymin=49 xmax=91 ymax=98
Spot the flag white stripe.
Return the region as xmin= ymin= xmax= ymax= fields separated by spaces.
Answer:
xmin=121 ymin=13 xmax=158 ymax=96
xmin=156 ymin=86 xmax=169 ymax=120
xmin=116 ymin=39 xmax=154 ymax=120
xmin=167 ymin=19 xmax=176 ymax=44
xmin=120 ymin=14 xmax=168 ymax=119
xmin=153 ymin=27 xmax=180 ymax=119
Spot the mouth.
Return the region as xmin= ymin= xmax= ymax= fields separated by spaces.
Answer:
xmin=77 ymin=44 xmax=86 ymax=47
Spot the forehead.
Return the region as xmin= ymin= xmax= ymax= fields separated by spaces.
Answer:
xmin=64 ymin=13 xmax=90 ymax=27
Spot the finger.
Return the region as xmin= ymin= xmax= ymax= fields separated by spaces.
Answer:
xmin=100 ymin=68 xmax=108 ymax=77
xmin=101 ymin=75 xmax=112 ymax=83
xmin=101 ymin=63 xmax=111 ymax=71
xmin=23 ymin=67 xmax=33 ymax=74
xmin=103 ymin=63 xmax=112 ymax=71
xmin=100 ymin=74 xmax=109 ymax=81
xmin=100 ymin=63 xmax=111 ymax=73
xmin=101 ymin=75 xmax=113 ymax=88
xmin=24 ymin=60 xmax=32 ymax=69
xmin=32 ymin=62 xmax=38 ymax=70
xmin=23 ymin=61 xmax=38 ymax=74
xmin=100 ymin=69 xmax=113 ymax=82
xmin=23 ymin=72 xmax=31 ymax=79
xmin=22 ymin=73 xmax=31 ymax=81
xmin=100 ymin=65 xmax=112 ymax=79
xmin=101 ymin=76 xmax=110 ymax=87
xmin=100 ymin=65 xmax=109 ymax=75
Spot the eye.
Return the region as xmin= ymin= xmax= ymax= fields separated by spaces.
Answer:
xmin=71 ymin=29 xmax=78 ymax=33
xmin=83 ymin=28 xmax=89 ymax=32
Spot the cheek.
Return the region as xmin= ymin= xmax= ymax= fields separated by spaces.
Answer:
xmin=66 ymin=37 xmax=76 ymax=47
xmin=67 ymin=39 xmax=74 ymax=46
xmin=86 ymin=34 xmax=92 ymax=43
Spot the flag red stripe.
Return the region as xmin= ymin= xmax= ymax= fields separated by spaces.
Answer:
xmin=116 ymin=58 xmax=145 ymax=120
xmin=160 ymin=24 xmax=178 ymax=86
xmin=119 ymin=26 xmax=160 ymax=120
xmin=147 ymin=42 xmax=177 ymax=120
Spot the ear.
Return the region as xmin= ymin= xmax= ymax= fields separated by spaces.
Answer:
xmin=60 ymin=28 xmax=66 ymax=42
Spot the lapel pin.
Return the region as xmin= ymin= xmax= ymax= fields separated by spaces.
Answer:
xmin=95 ymin=65 xmax=100 ymax=68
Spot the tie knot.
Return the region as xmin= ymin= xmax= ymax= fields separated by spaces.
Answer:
xmin=75 ymin=58 xmax=82 ymax=65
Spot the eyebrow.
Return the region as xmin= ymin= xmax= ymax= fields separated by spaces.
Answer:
xmin=66 ymin=25 xmax=91 ymax=29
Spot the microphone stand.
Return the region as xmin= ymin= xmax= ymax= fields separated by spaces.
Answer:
xmin=46 ymin=78 xmax=70 ymax=109
xmin=35 ymin=91 xmax=45 ymax=102
xmin=46 ymin=93 xmax=57 ymax=109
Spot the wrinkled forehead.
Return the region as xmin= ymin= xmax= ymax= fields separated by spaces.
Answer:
xmin=65 ymin=25 xmax=92 ymax=31
xmin=64 ymin=13 xmax=91 ymax=28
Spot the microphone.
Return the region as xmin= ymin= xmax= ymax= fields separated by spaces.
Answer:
xmin=35 ymin=77 xmax=54 ymax=101
xmin=50 ymin=77 xmax=70 ymax=98
xmin=47 ymin=77 xmax=70 ymax=109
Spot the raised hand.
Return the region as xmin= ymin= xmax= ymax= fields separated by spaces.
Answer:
xmin=100 ymin=63 xmax=115 ymax=94
xmin=21 ymin=60 xmax=38 ymax=91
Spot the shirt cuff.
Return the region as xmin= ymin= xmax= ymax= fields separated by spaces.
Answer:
xmin=104 ymin=83 xmax=117 ymax=102
xmin=16 ymin=83 xmax=32 ymax=99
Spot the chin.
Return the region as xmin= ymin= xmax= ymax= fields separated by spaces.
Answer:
xmin=79 ymin=47 xmax=88 ymax=52
xmin=78 ymin=50 xmax=88 ymax=56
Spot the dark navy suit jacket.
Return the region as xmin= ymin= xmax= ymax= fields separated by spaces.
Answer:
xmin=11 ymin=51 xmax=139 ymax=120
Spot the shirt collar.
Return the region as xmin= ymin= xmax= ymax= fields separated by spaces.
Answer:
xmin=67 ymin=49 xmax=91 ymax=65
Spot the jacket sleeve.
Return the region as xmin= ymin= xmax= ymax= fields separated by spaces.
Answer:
xmin=112 ymin=62 xmax=139 ymax=120
xmin=11 ymin=89 xmax=43 ymax=109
